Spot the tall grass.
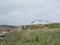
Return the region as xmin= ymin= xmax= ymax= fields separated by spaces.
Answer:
xmin=0 ymin=29 xmax=60 ymax=45
xmin=0 ymin=23 xmax=60 ymax=45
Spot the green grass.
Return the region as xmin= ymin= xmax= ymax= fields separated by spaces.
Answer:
xmin=0 ymin=23 xmax=60 ymax=45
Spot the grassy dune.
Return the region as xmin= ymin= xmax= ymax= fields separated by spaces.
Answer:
xmin=0 ymin=23 xmax=60 ymax=45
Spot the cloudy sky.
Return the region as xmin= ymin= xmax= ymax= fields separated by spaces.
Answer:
xmin=0 ymin=0 xmax=60 ymax=25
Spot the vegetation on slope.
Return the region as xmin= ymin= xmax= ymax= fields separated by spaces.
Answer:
xmin=0 ymin=23 xmax=60 ymax=45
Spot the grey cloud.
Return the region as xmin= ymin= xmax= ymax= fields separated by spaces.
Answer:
xmin=0 ymin=0 xmax=60 ymax=25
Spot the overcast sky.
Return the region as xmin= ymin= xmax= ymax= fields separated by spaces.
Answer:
xmin=0 ymin=0 xmax=60 ymax=25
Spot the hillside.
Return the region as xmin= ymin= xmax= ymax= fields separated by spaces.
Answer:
xmin=0 ymin=23 xmax=60 ymax=45
xmin=0 ymin=25 xmax=18 ymax=33
xmin=0 ymin=25 xmax=17 ymax=31
xmin=0 ymin=23 xmax=60 ymax=31
xmin=19 ymin=23 xmax=60 ymax=30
